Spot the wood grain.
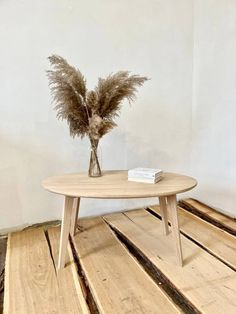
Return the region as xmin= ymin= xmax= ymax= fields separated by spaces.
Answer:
xmin=104 ymin=209 xmax=236 ymax=314
xmin=0 ymin=237 xmax=7 ymax=314
xmin=72 ymin=217 xmax=181 ymax=314
xmin=179 ymin=199 xmax=236 ymax=233
xmin=4 ymin=229 xmax=61 ymax=314
xmin=4 ymin=228 xmax=89 ymax=314
xmin=150 ymin=204 xmax=236 ymax=269
xmin=47 ymin=227 xmax=89 ymax=314
xmin=42 ymin=170 xmax=197 ymax=199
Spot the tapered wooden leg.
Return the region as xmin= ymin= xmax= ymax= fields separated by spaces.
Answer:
xmin=70 ymin=197 xmax=80 ymax=236
xmin=167 ymin=195 xmax=183 ymax=266
xmin=159 ymin=196 xmax=169 ymax=235
xmin=58 ymin=196 xmax=74 ymax=269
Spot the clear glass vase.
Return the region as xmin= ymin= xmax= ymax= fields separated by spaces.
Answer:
xmin=88 ymin=139 xmax=102 ymax=177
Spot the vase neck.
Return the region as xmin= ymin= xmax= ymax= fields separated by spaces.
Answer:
xmin=90 ymin=138 xmax=99 ymax=149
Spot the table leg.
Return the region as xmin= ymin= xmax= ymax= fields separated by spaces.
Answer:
xmin=58 ymin=196 xmax=74 ymax=269
xmin=159 ymin=196 xmax=169 ymax=235
xmin=167 ymin=194 xmax=183 ymax=266
xmin=70 ymin=197 xmax=80 ymax=236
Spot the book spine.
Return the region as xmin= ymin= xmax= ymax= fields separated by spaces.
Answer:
xmin=128 ymin=177 xmax=162 ymax=184
xmin=128 ymin=178 xmax=155 ymax=183
xmin=129 ymin=173 xmax=155 ymax=179
xmin=128 ymin=172 xmax=162 ymax=179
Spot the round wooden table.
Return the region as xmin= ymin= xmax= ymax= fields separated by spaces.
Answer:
xmin=42 ymin=170 xmax=197 ymax=269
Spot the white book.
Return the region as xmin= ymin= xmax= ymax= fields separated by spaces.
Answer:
xmin=129 ymin=172 xmax=163 ymax=179
xmin=128 ymin=168 xmax=163 ymax=179
xmin=128 ymin=176 xmax=162 ymax=184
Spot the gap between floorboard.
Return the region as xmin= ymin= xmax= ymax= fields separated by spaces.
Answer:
xmin=103 ymin=216 xmax=199 ymax=314
xmin=178 ymin=200 xmax=236 ymax=236
xmin=44 ymin=230 xmax=57 ymax=274
xmin=69 ymin=236 xmax=100 ymax=314
xmin=146 ymin=207 xmax=236 ymax=272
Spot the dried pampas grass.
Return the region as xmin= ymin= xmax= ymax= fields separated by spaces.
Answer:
xmin=47 ymin=54 xmax=148 ymax=143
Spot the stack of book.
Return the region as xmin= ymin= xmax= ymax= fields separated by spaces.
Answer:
xmin=128 ymin=168 xmax=163 ymax=184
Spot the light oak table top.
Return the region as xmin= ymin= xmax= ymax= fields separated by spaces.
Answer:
xmin=42 ymin=170 xmax=197 ymax=199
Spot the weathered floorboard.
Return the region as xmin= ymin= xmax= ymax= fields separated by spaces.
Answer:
xmin=104 ymin=209 xmax=236 ymax=314
xmin=47 ymin=227 xmax=89 ymax=314
xmin=4 ymin=228 xmax=89 ymax=314
xmin=73 ymin=216 xmax=180 ymax=314
xmin=179 ymin=199 xmax=236 ymax=235
xmin=149 ymin=205 xmax=236 ymax=269
xmin=0 ymin=237 xmax=7 ymax=314
xmin=4 ymin=202 xmax=236 ymax=314
xmin=4 ymin=229 xmax=61 ymax=314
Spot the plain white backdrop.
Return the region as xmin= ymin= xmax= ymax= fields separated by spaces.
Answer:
xmin=0 ymin=0 xmax=235 ymax=231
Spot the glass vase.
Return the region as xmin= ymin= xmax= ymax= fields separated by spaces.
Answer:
xmin=88 ymin=139 xmax=102 ymax=177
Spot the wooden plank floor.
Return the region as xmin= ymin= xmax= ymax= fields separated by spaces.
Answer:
xmin=3 ymin=199 xmax=236 ymax=313
xmin=4 ymin=228 xmax=88 ymax=314
xmin=104 ymin=210 xmax=236 ymax=314
xmin=72 ymin=217 xmax=179 ymax=314
xmin=149 ymin=205 xmax=236 ymax=269
xmin=47 ymin=228 xmax=89 ymax=313
xmin=179 ymin=199 xmax=236 ymax=235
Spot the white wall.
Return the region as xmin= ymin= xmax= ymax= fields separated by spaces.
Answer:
xmin=0 ymin=0 xmax=193 ymax=231
xmin=190 ymin=0 xmax=236 ymax=217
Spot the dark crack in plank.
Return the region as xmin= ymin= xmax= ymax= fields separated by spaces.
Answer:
xmin=147 ymin=206 xmax=236 ymax=271
xmin=104 ymin=209 xmax=236 ymax=314
xmin=0 ymin=237 xmax=7 ymax=314
xmin=179 ymin=199 xmax=236 ymax=236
